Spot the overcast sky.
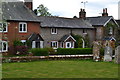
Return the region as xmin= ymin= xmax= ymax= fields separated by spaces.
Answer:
xmin=21 ymin=0 xmax=119 ymax=19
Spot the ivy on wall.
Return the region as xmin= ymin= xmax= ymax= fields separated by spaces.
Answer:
xmin=71 ymin=34 xmax=90 ymax=48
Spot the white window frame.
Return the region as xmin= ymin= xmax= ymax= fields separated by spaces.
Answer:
xmin=19 ymin=22 xmax=27 ymax=33
xmin=66 ymin=42 xmax=72 ymax=48
xmin=51 ymin=28 xmax=57 ymax=34
xmin=51 ymin=41 xmax=58 ymax=49
xmin=0 ymin=41 xmax=8 ymax=52
xmin=21 ymin=40 xmax=26 ymax=45
xmin=0 ymin=22 xmax=8 ymax=32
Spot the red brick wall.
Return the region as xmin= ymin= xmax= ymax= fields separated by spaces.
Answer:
xmin=5 ymin=21 xmax=40 ymax=54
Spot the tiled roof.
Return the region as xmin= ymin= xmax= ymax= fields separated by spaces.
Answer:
xmin=2 ymin=2 xmax=39 ymax=22
xmin=59 ymin=34 xmax=76 ymax=42
xmin=38 ymin=16 xmax=94 ymax=29
xmin=28 ymin=33 xmax=44 ymax=41
xmin=86 ymin=16 xmax=113 ymax=26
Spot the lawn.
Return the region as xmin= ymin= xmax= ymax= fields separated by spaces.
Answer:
xmin=2 ymin=60 xmax=119 ymax=78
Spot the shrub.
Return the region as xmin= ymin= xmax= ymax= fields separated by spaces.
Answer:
xmin=30 ymin=48 xmax=48 ymax=56
xmin=15 ymin=45 xmax=28 ymax=55
xmin=100 ymin=48 xmax=104 ymax=56
xmin=57 ymin=48 xmax=92 ymax=55
xmin=45 ymin=47 xmax=56 ymax=55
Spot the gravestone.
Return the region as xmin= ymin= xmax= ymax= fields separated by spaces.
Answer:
xmin=104 ymin=46 xmax=113 ymax=62
xmin=93 ymin=41 xmax=101 ymax=61
xmin=114 ymin=46 xmax=120 ymax=64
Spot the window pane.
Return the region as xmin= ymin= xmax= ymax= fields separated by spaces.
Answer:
xmin=3 ymin=42 xmax=7 ymax=50
xmin=23 ymin=24 xmax=26 ymax=31
xmin=0 ymin=23 xmax=3 ymax=31
xmin=3 ymin=23 xmax=7 ymax=31
xmin=19 ymin=24 xmax=22 ymax=31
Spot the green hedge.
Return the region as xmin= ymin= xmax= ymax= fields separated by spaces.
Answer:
xmin=57 ymin=48 xmax=92 ymax=55
xmin=30 ymin=48 xmax=48 ymax=56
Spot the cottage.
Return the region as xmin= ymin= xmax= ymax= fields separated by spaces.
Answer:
xmin=1 ymin=1 xmax=42 ymax=54
xmin=0 ymin=0 xmax=119 ymax=55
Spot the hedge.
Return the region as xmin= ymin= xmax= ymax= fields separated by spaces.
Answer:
xmin=57 ymin=48 xmax=92 ymax=55
xmin=30 ymin=48 xmax=49 ymax=56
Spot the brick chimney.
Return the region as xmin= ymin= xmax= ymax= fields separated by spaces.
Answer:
xmin=102 ymin=8 xmax=108 ymax=16
xmin=79 ymin=8 xmax=86 ymax=19
xmin=24 ymin=0 xmax=33 ymax=10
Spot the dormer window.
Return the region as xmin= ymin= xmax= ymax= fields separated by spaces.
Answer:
xmin=0 ymin=22 xmax=8 ymax=32
xmin=51 ymin=28 xmax=57 ymax=34
xmin=19 ymin=22 xmax=27 ymax=33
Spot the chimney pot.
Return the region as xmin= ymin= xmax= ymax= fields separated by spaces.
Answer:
xmin=79 ymin=8 xmax=86 ymax=19
xmin=24 ymin=0 xmax=33 ymax=10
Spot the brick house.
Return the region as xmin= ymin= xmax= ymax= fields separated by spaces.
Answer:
xmin=1 ymin=1 xmax=43 ymax=54
xmin=0 ymin=0 xmax=119 ymax=54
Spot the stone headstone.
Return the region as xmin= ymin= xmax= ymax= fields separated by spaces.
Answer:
xmin=93 ymin=41 xmax=101 ymax=61
xmin=104 ymin=46 xmax=113 ymax=62
xmin=114 ymin=46 xmax=120 ymax=64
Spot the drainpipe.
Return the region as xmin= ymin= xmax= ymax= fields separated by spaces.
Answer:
xmin=81 ymin=39 xmax=85 ymax=48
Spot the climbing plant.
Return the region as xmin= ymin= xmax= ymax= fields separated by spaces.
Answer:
xmin=72 ymin=34 xmax=90 ymax=48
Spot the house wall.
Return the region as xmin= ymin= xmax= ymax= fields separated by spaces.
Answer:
xmin=95 ymin=27 xmax=104 ymax=40
xmin=41 ymin=27 xmax=95 ymax=48
xmin=3 ymin=21 xmax=40 ymax=54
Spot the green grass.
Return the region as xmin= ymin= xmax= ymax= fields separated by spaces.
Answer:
xmin=2 ymin=60 xmax=119 ymax=78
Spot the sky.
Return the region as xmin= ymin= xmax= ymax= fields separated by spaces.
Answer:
xmin=22 ymin=0 xmax=119 ymax=19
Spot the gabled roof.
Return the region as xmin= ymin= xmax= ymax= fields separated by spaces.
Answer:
xmin=86 ymin=16 xmax=119 ymax=27
xmin=2 ymin=2 xmax=39 ymax=22
xmin=38 ymin=16 xmax=94 ymax=29
xmin=103 ymin=36 xmax=116 ymax=41
xmin=59 ymin=34 xmax=76 ymax=42
xmin=28 ymin=33 xmax=44 ymax=41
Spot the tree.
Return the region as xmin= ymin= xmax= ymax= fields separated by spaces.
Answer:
xmin=34 ymin=4 xmax=52 ymax=16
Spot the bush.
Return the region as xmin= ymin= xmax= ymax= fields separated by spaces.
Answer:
xmin=45 ymin=47 xmax=56 ymax=55
xmin=15 ymin=45 xmax=28 ymax=55
xmin=57 ymin=48 xmax=92 ymax=55
xmin=100 ymin=48 xmax=104 ymax=56
xmin=30 ymin=48 xmax=48 ymax=56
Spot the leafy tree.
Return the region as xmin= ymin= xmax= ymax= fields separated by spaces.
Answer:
xmin=34 ymin=4 xmax=52 ymax=16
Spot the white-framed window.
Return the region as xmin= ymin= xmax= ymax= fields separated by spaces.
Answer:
xmin=0 ymin=41 xmax=8 ymax=52
xmin=0 ymin=22 xmax=8 ymax=32
xmin=66 ymin=42 xmax=72 ymax=48
xmin=51 ymin=28 xmax=57 ymax=34
xmin=51 ymin=41 xmax=58 ymax=49
xmin=19 ymin=22 xmax=27 ymax=32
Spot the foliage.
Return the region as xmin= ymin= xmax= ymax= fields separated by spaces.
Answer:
xmin=45 ymin=47 xmax=56 ymax=55
xmin=30 ymin=48 xmax=49 ymax=56
xmin=100 ymin=48 xmax=104 ymax=56
xmin=84 ymin=34 xmax=90 ymax=47
xmin=13 ymin=40 xmax=23 ymax=47
xmin=34 ymin=4 xmax=52 ymax=16
xmin=57 ymin=48 xmax=92 ymax=55
xmin=15 ymin=45 xmax=28 ymax=55
xmin=72 ymin=34 xmax=90 ymax=48
xmin=71 ymin=34 xmax=84 ymax=48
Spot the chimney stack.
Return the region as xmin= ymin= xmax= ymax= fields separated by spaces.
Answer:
xmin=102 ymin=8 xmax=108 ymax=16
xmin=79 ymin=8 xmax=86 ymax=19
xmin=24 ymin=0 xmax=33 ymax=10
